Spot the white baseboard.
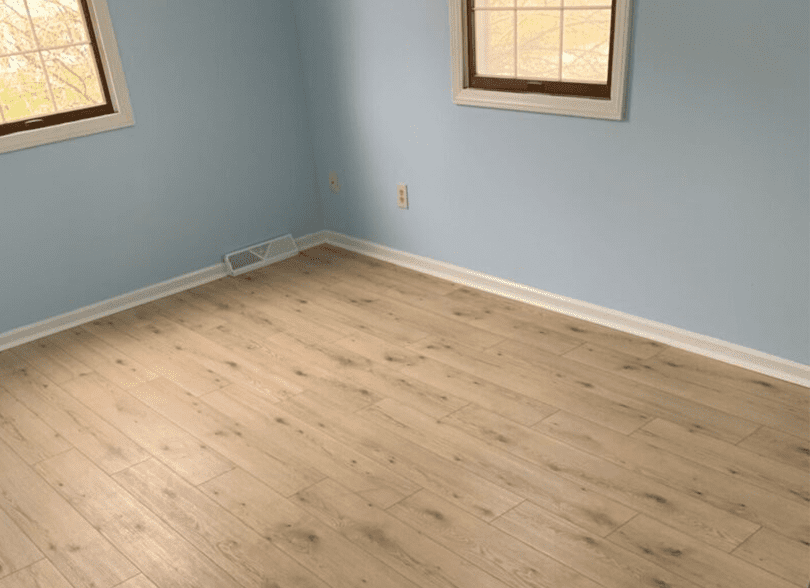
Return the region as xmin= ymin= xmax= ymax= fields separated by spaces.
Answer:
xmin=2 ymin=229 xmax=807 ymax=388
xmin=321 ymin=231 xmax=810 ymax=387
xmin=0 ymin=264 xmax=229 ymax=354
xmin=0 ymin=233 xmax=326 ymax=356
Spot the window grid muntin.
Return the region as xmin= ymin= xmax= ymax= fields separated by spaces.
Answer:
xmin=467 ymin=0 xmax=616 ymax=99
xmin=0 ymin=0 xmax=114 ymax=136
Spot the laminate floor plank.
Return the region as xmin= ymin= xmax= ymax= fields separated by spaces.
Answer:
xmin=0 ymin=507 xmax=42 ymax=580
xmin=200 ymin=468 xmax=420 ymax=588
xmin=731 ymin=527 xmax=809 ymax=586
xmin=238 ymin=288 xmax=372 ymax=346
xmin=279 ymin=392 xmax=525 ymax=521
xmin=608 ymin=514 xmax=797 ymax=588
xmin=59 ymin=372 xmax=234 ymax=486
xmin=294 ymin=477 xmax=514 ymax=588
xmin=0 ymin=349 xmax=27 ymax=376
xmin=113 ymin=458 xmax=332 ymax=588
xmin=242 ymin=252 xmax=349 ymax=288
xmin=2 ymin=367 xmax=150 ymax=474
xmin=363 ymin=398 xmax=638 ymax=538
xmin=444 ymin=285 xmax=667 ymax=359
xmin=0 ymin=244 xmax=803 ymax=588
xmin=0 ymin=440 xmax=138 ymax=588
xmin=564 ymin=343 xmax=808 ymax=439
xmin=206 ymin=387 xmax=420 ymax=507
xmin=492 ymin=501 xmax=704 ymax=588
xmin=0 ymin=389 xmax=72 ymax=465
xmin=121 ymin=314 xmax=296 ymax=401
xmin=736 ymin=425 xmax=810 ymax=471
xmin=149 ymin=292 xmax=228 ymax=333
xmin=410 ymin=336 xmax=654 ymax=434
xmin=257 ymin=329 xmax=461 ymax=421
xmin=300 ymin=244 xmax=459 ymax=296
xmin=48 ymin=327 xmax=159 ymax=390
xmin=632 ymin=418 xmax=809 ymax=507
xmin=444 ymin=404 xmax=760 ymax=552
xmin=262 ymin=277 xmax=432 ymax=346
xmin=653 ymin=346 xmax=809 ymax=411
xmin=115 ymin=575 xmax=159 ymax=588
xmin=485 ymin=337 xmax=761 ymax=444
xmin=35 ymin=450 xmax=243 ymax=588
xmin=536 ymin=411 xmax=809 ymax=545
xmin=389 ymin=489 xmax=604 ymax=588
xmin=94 ymin=312 xmax=233 ymax=397
xmin=403 ymin=288 xmax=587 ymax=355
xmin=189 ymin=282 xmax=351 ymax=346
xmin=0 ymin=559 xmax=75 ymax=588
xmin=173 ymin=287 xmax=286 ymax=345
xmin=336 ymin=333 xmax=561 ymax=426
xmin=129 ymin=379 xmax=324 ymax=497
xmin=324 ymin=280 xmax=506 ymax=350
xmin=10 ymin=338 xmax=92 ymax=384
xmin=81 ymin=318 xmax=228 ymax=397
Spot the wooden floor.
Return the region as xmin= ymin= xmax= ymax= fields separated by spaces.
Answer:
xmin=0 ymin=244 xmax=807 ymax=588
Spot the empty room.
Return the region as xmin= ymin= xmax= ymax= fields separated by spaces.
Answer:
xmin=0 ymin=1 xmax=808 ymax=587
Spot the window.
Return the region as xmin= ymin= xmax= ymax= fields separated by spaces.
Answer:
xmin=450 ymin=0 xmax=632 ymax=120
xmin=0 ymin=0 xmax=132 ymax=154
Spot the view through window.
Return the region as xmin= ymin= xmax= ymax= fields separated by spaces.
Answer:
xmin=0 ymin=0 xmax=112 ymax=135
xmin=470 ymin=0 xmax=615 ymax=98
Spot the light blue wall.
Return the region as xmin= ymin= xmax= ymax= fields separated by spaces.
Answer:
xmin=2 ymin=1 xmax=807 ymax=366
xmin=0 ymin=0 xmax=321 ymax=336
xmin=292 ymin=0 xmax=810 ymax=365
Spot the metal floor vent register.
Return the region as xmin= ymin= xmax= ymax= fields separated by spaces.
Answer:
xmin=224 ymin=234 xmax=299 ymax=276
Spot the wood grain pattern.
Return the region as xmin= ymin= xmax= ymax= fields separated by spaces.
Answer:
xmin=731 ymin=527 xmax=809 ymax=586
xmin=200 ymin=468 xmax=418 ymax=588
xmin=390 ymin=489 xmax=604 ymax=588
xmin=0 ymin=440 xmax=137 ymax=588
xmin=0 ymin=507 xmax=42 ymax=580
xmin=2 ymin=367 xmax=149 ymax=474
xmin=0 ymin=559 xmax=75 ymax=588
xmin=113 ymin=459 xmax=330 ymax=588
xmin=294 ymin=477 xmax=513 ymax=588
xmin=35 ymin=449 xmax=243 ymax=588
xmin=607 ymin=514 xmax=797 ymax=588
xmin=0 ymin=244 xmax=804 ymax=588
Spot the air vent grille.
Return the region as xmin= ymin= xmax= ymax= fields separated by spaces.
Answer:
xmin=224 ymin=234 xmax=299 ymax=276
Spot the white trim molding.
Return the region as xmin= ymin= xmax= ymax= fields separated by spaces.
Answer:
xmin=323 ymin=231 xmax=810 ymax=387
xmin=1 ymin=229 xmax=807 ymax=388
xmin=0 ymin=233 xmax=328 ymax=355
xmin=449 ymin=0 xmax=633 ymax=120
xmin=0 ymin=264 xmax=228 ymax=354
xmin=0 ymin=0 xmax=134 ymax=155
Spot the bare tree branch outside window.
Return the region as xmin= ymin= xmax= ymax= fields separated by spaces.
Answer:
xmin=0 ymin=0 xmax=104 ymax=126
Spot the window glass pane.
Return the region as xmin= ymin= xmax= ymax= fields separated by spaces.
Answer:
xmin=517 ymin=10 xmax=560 ymax=80
xmin=563 ymin=0 xmax=611 ymax=6
xmin=0 ymin=53 xmax=55 ymax=121
xmin=561 ymin=8 xmax=610 ymax=83
xmin=517 ymin=1 xmax=562 ymax=7
xmin=42 ymin=44 xmax=103 ymax=111
xmin=0 ymin=0 xmax=36 ymax=55
xmin=474 ymin=0 xmax=515 ymax=7
xmin=475 ymin=9 xmax=515 ymax=77
xmin=28 ymin=0 xmax=88 ymax=49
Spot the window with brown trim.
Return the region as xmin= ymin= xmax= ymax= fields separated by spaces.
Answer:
xmin=468 ymin=0 xmax=616 ymax=99
xmin=450 ymin=0 xmax=632 ymax=120
xmin=0 ymin=0 xmax=132 ymax=151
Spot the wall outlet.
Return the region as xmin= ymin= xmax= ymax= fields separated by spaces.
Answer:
xmin=397 ymin=184 xmax=408 ymax=209
xmin=329 ymin=171 xmax=340 ymax=193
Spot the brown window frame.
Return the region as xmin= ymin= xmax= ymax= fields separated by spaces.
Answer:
xmin=466 ymin=0 xmax=617 ymax=100
xmin=0 ymin=0 xmax=115 ymax=138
